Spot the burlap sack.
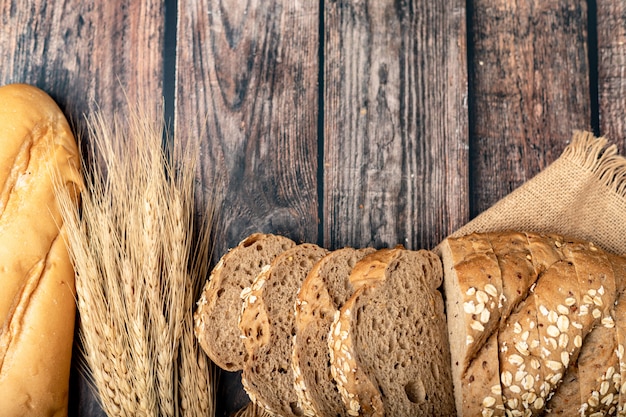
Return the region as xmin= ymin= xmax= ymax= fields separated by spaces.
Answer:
xmin=451 ymin=130 xmax=626 ymax=255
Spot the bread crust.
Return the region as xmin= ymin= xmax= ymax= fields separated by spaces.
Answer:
xmin=0 ymin=83 xmax=82 ymax=417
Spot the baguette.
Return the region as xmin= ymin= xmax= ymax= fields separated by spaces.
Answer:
xmin=0 ymin=83 xmax=82 ymax=416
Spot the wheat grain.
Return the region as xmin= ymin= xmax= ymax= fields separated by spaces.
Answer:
xmin=54 ymin=101 xmax=216 ymax=417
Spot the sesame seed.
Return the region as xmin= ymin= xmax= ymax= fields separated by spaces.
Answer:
xmin=548 ymin=311 xmax=558 ymax=324
xmin=475 ymin=302 xmax=486 ymax=315
xmin=602 ymin=393 xmax=614 ymax=406
xmin=515 ymin=341 xmax=530 ymax=356
xmin=508 ymin=354 xmax=524 ymax=366
xmin=501 ymin=371 xmax=513 ymax=387
xmin=600 ymin=380 xmax=610 ymax=396
xmin=467 ymin=287 xmax=476 ymax=296
xmin=547 ymin=325 xmax=560 ymax=338
xmin=549 ymin=373 xmax=562 ymax=385
xmin=539 ymin=305 xmax=549 ymax=316
xmin=477 ymin=290 xmax=489 ymax=304
xmin=480 ymin=309 xmax=491 ymax=324
xmin=574 ymin=335 xmax=583 ymax=348
xmin=546 ymin=360 xmax=563 ymax=371
xmin=522 ymin=375 xmax=534 ymax=390
xmin=561 ymin=351 xmax=569 ymax=367
xmin=588 ymin=393 xmax=600 ymax=408
xmin=602 ymin=316 xmax=615 ymax=328
xmin=484 ymin=284 xmax=498 ymax=297
xmin=483 ymin=396 xmax=497 ymax=408
xmin=530 ymin=359 xmax=540 ymax=370
xmin=471 ymin=320 xmax=485 ymax=332
xmin=565 ymin=297 xmax=576 ymax=306
xmin=464 ymin=301 xmax=476 ymax=314
xmin=557 ymin=315 xmax=569 ymax=332
xmin=556 ymin=304 xmax=569 ymax=315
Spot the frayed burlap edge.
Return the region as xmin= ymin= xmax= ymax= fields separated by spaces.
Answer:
xmin=448 ymin=130 xmax=626 ymax=255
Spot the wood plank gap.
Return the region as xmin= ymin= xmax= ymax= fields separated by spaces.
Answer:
xmin=163 ymin=0 xmax=178 ymax=140
xmin=466 ymin=0 xmax=478 ymax=220
xmin=588 ymin=0 xmax=600 ymax=136
xmin=317 ymin=0 xmax=325 ymax=248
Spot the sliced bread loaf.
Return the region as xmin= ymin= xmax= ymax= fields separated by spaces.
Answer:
xmin=292 ymin=247 xmax=376 ymax=417
xmin=194 ymin=233 xmax=295 ymax=371
xmin=239 ymin=243 xmax=329 ymax=417
xmin=441 ymin=231 xmax=626 ymax=416
xmin=328 ymin=248 xmax=455 ymax=417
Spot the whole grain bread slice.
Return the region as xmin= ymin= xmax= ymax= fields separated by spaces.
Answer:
xmin=194 ymin=233 xmax=295 ymax=371
xmin=239 ymin=243 xmax=329 ymax=417
xmin=329 ymin=248 xmax=455 ymax=417
xmin=292 ymin=247 xmax=376 ymax=417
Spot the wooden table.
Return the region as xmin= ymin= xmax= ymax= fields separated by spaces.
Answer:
xmin=2 ymin=0 xmax=626 ymax=416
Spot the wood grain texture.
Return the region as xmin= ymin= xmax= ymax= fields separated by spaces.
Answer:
xmin=597 ymin=0 xmax=626 ymax=151
xmin=323 ymin=0 xmax=468 ymax=251
xmin=175 ymin=1 xmax=319 ymax=415
xmin=469 ymin=0 xmax=591 ymax=218
xmin=176 ymin=0 xmax=320 ymax=255
xmin=0 ymin=1 xmax=165 ymax=417
xmin=0 ymin=0 xmax=164 ymax=122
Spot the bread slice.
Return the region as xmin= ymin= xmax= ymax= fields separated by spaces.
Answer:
xmin=239 ymin=243 xmax=329 ymax=417
xmin=194 ymin=233 xmax=295 ymax=371
xmin=328 ymin=248 xmax=455 ymax=417
xmin=292 ymin=247 xmax=376 ymax=417
xmin=438 ymin=233 xmax=505 ymax=416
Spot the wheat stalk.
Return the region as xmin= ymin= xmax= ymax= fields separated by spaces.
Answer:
xmin=55 ymin=102 xmax=215 ymax=417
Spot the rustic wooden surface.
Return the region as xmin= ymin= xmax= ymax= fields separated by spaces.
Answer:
xmin=2 ymin=0 xmax=626 ymax=416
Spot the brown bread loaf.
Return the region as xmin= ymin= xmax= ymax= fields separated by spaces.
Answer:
xmin=440 ymin=231 xmax=626 ymax=417
xmin=0 ymin=83 xmax=82 ymax=417
xmin=194 ymin=233 xmax=295 ymax=371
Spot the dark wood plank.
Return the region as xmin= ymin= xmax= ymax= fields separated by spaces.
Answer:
xmin=0 ymin=1 xmax=165 ymax=416
xmin=597 ymin=0 xmax=626 ymax=151
xmin=469 ymin=1 xmax=591 ymax=218
xmin=0 ymin=1 xmax=164 ymax=123
xmin=323 ymin=0 xmax=469 ymax=251
xmin=175 ymin=1 xmax=319 ymax=415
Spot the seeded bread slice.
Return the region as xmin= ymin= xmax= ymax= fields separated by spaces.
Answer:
xmin=194 ymin=233 xmax=295 ymax=371
xmin=291 ymin=247 xmax=376 ymax=417
xmin=239 ymin=243 xmax=329 ymax=417
xmin=329 ymin=248 xmax=455 ymax=417
xmin=438 ymin=233 xmax=504 ymax=416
